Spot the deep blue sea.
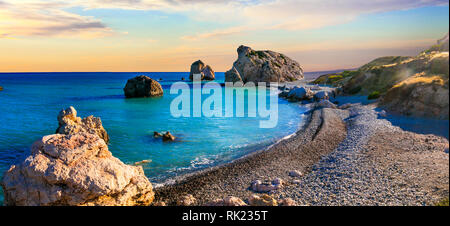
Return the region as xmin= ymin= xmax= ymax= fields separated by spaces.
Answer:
xmin=0 ymin=72 xmax=309 ymax=202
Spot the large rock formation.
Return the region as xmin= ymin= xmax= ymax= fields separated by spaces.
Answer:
xmin=123 ymin=75 xmax=163 ymax=98
xmin=225 ymin=45 xmax=303 ymax=83
xmin=56 ymin=106 xmax=109 ymax=143
xmin=1 ymin=132 xmax=154 ymax=206
xmin=189 ymin=60 xmax=215 ymax=81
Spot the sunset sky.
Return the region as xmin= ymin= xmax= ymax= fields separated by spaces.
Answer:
xmin=0 ymin=0 xmax=448 ymax=72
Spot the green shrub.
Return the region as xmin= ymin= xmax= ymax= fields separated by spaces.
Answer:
xmin=368 ymin=91 xmax=381 ymax=100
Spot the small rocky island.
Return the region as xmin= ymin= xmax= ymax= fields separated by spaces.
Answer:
xmin=225 ymin=45 xmax=304 ymax=83
xmin=1 ymin=107 xmax=155 ymax=206
xmin=123 ymin=75 xmax=163 ymax=98
xmin=189 ymin=60 xmax=215 ymax=81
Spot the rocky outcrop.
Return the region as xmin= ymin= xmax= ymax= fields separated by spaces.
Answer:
xmin=225 ymin=45 xmax=303 ymax=83
xmin=189 ymin=60 xmax=215 ymax=81
xmin=56 ymin=106 xmax=109 ymax=143
xmin=1 ymin=132 xmax=154 ymax=206
xmin=123 ymin=75 xmax=163 ymax=98
xmin=162 ymin=131 xmax=175 ymax=142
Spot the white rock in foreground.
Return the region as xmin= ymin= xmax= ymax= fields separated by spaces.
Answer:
xmin=1 ymin=132 xmax=154 ymax=206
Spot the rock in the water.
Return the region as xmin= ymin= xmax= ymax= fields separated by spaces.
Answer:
xmin=248 ymin=194 xmax=277 ymax=206
xmin=134 ymin=159 xmax=152 ymax=166
xmin=288 ymin=170 xmax=303 ymax=178
xmin=177 ymin=194 xmax=196 ymax=206
xmin=162 ymin=131 xmax=175 ymax=142
xmin=225 ymin=66 xmax=243 ymax=83
xmin=189 ymin=60 xmax=215 ymax=81
xmin=1 ymin=132 xmax=154 ymax=206
xmin=205 ymin=196 xmax=247 ymax=206
xmin=0 ymin=86 xmax=3 ymax=91
xmin=123 ymin=75 xmax=163 ymax=98
xmin=56 ymin=106 xmax=110 ymax=143
xmin=154 ymin=131 xmax=162 ymax=137
xmin=225 ymin=45 xmax=303 ymax=83
xmin=278 ymin=198 xmax=296 ymax=206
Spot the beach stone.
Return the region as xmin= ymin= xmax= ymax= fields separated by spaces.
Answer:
xmin=225 ymin=66 xmax=243 ymax=83
xmin=314 ymin=91 xmax=329 ymax=101
xmin=177 ymin=194 xmax=196 ymax=206
xmin=289 ymin=170 xmax=303 ymax=178
xmin=225 ymin=45 xmax=303 ymax=83
xmin=293 ymin=179 xmax=301 ymax=184
xmin=1 ymin=132 xmax=154 ymax=206
xmin=123 ymin=75 xmax=163 ymax=98
xmin=248 ymin=194 xmax=277 ymax=206
xmin=205 ymin=196 xmax=247 ymax=206
xmin=278 ymin=198 xmax=296 ymax=206
xmin=162 ymin=131 xmax=175 ymax=142
xmin=56 ymin=106 xmax=110 ymax=143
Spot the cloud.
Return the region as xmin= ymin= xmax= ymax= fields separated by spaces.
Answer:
xmin=181 ymin=26 xmax=248 ymax=40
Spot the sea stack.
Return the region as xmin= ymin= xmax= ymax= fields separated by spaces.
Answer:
xmin=1 ymin=108 xmax=154 ymax=206
xmin=225 ymin=45 xmax=304 ymax=83
xmin=123 ymin=75 xmax=163 ymax=98
xmin=189 ymin=60 xmax=215 ymax=81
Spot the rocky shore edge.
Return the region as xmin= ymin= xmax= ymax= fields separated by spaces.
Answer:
xmin=154 ymin=103 xmax=449 ymax=206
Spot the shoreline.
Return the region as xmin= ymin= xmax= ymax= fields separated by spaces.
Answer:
xmin=154 ymin=102 xmax=449 ymax=206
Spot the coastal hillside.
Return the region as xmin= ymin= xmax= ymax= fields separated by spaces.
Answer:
xmin=312 ymin=33 xmax=449 ymax=119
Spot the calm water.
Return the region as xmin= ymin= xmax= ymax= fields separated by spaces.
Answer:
xmin=0 ymin=72 xmax=308 ymax=202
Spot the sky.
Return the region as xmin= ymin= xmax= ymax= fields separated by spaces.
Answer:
xmin=0 ymin=0 xmax=448 ymax=72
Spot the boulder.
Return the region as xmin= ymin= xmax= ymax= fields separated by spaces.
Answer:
xmin=56 ymin=106 xmax=109 ymax=143
xmin=205 ymin=196 xmax=247 ymax=206
xmin=189 ymin=60 xmax=215 ymax=81
xmin=162 ymin=131 xmax=175 ymax=142
xmin=225 ymin=45 xmax=303 ymax=83
xmin=1 ymin=132 xmax=154 ymax=206
xmin=0 ymin=86 xmax=3 ymax=91
xmin=287 ymin=87 xmax=313 ymax=100
xmin=248 ymin=194 xmax=277 ymax=206
xmin=177 ymin=194 xmax=196 ymax=206
xmin=123 ymin=75 xmax=163 ymax=98
xmin=288 ymin=170 xmax=303 ymax=178
xmin=314 ymin=91 xmax=329 ymax=101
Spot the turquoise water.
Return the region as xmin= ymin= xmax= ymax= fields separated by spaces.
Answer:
xmin=0 ymin=72 xmax=308 ymax=202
